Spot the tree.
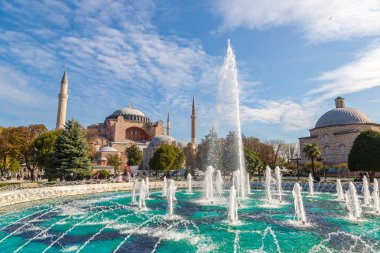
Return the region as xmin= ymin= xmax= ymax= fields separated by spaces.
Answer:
xmin=184 ymin=143 xmax=196 ymax=176
xmin=107 ymin=154 xmax=122 ymax=174
xmin=221 ymin=131 xmax=241 ymax=175
xmin=32 ymin=130 xmax=62 ymax=170
xmin=303 ymin=143 xmax=321 ymax=175
xmin=195 ymin=128 xmax=222 ymax=171
xmin=244 ymin=148 xmax=263 ymax=176
xmin=125 ymin=144 xmax=143 ymax=166
xmin=149 ymin=144 xmax=185 ymax=178
xmin=47 ymin=120 xmax=91 ymax=180
xmin=348 ymin=130 xmax=380 ymax=177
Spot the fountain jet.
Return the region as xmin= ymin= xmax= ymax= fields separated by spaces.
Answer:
xmin=372 ymin=179 xmax=379 ymax=214
xmin=363 ymin=175 xmax=371 ymax=206
xmin=162 ymin=176 xmax=167 ymax=197
xmin=187 ymin=173 xmax=193 ymax=194
xmin=292 ymin=183 xmax=307 ymax=225
xmin=346 ymin=182 xmax=362 ymax=220
xmin=145 ymin=177 xmax=150 ymax=199
xmin=308 ymin=173 xmax=314 ymax=196
xmin=131 ymin=180 xmax=137 ymax=205
xmin=275 ymin=166 xmax=283 ymax=203
xmin=138 ymin=179 xmax=147 ymax=210
xmin=167 ymin=179 xmax=176 ymax=217
xmin=336 ymin=179 xmax=345 ymax=201
xmin=228 ymin=185 xmax=238 ymax=223
xmin=216 ymin=170 xmax=224 ymax=197
xmin=264 ymin=166 xmax=273 ymax=204
xmin=204 ymin=166 xmax=214 ymax=203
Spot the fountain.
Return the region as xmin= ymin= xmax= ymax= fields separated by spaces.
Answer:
xmin=167 ymin=179 xmax=176 ymax=217
xmin=275 ymin=166 xmax=283 ymax=203
xmin=346 ymin=182 xmax=362 ymax=220
xmin=187 ymin=173 xmax=193 ymax=194
xmin=204 ymin=166 xmax=214 ymax=203
xmin=362 ymin=175 xmax=371 ymax=206
xmin=138 ymin=179 xmax=147 ymax=211
xmin=228 ymin=185 xmax=238 ymax=224
xmin=246 ymin=172 xmax=251 ymax=195
xmin=292 ymin=183 xmax=307 ymax=225
xmin=218 ymin=40 xmax=246 ymax=202
xmin=131 ymin=180 xmax=137 ymax=205
xmin=162 ymin=176 xmax=167 ymax=197
xmin=215 ymin=170 xmax=224 ymax=197
xmin=145 ymin=177 xmax=150 ymax=199
xmin=308 ymin=173 xmax=314 ymax=196
xmin=264 ymin=166 xmax=273 ymax=205
xmin=336 ymin=179 xmax=344 ymax=201
xmin=372 ymin=179 xmax=379 ymax=214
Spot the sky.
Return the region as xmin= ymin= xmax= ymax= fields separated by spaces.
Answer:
xmin=1 ymin=0 xmax=380 ymax=144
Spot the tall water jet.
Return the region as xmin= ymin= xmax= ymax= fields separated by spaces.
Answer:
xmin=138 ymin=179 xmax=147 ymax=210
xmin=131 ymin=180 xmax=137 ymax=205
xmin=233 ymin=170 xmax=241 ymax=199
xmin=216 ymin=170 xmax=224 ymax=197
xmin=292 ymin=183 xmax=307 ymax=225
xmin=167 ymin=179 xmax=176 ymax=217
xmin=145 ymin=177 xmax=150 ymax=199
xmin=372 ymin=179 xmax=379 ymax=213
xmin=228 ymin=185 xmax=238 ymax=223
xmin=264 ymin=166 xmax=273 ymax=204
xmin=275 ymin=166 xmax=283 ymax=203
xmin=336 ymin=179 xmax=344 ymax=201
xmin=219 ymin=40 xmax=246 ymax=202
xmin=346 ymin=182 xmax=362 ymax=220
xmin=187 ymin=173 xmax=193 ymax=194
xmin=162 ymin=176 xmax=167 ymax=197
xmin=308 ymin=173 xmax=314 ymax=196
xmin=204 ymin=166 xmax=214 ymax=203
xmin=363 ymin=175 xmax=371 ymax=206
xmin=246 ymin=172 xmax=251 ymax=195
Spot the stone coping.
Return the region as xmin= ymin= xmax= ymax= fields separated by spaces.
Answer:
xmin=0 ymin=181 xmax=203 ymax=207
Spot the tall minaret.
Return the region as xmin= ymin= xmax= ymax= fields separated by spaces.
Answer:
xmin=166 ymin=112 xmax=171 ymax=136
xmin=191 ymin=96 xmax=196 ymax=146
xmin=56 ymin=70 xmax=68 ymax=130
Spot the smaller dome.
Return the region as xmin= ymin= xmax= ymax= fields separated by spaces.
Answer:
xmin=99 ymin=146 xmax=118 ymax=152
xmin=148 ymin=135 xmax=177 ymax=148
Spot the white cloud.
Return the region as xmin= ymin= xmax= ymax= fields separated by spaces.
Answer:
xmin=308 ymin=42 xmax=380 ymax=100
xmin=216 ymin=0 xmax=380 ymax=42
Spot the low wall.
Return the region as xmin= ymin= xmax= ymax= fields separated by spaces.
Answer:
xmin=0 ymin=181 xmax=203 ymax=207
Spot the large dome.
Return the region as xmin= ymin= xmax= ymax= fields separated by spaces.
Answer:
xmin=105 ymin=105 xmax=150 ymax=123
xmin=148 ymin=135 xmax=177 ymax=148
xmin=315 ymin=107 xmax=372 ymax=128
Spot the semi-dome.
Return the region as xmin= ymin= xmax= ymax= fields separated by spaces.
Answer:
xmin=99 ymin=146 xmax=118 ymax=152
xmin=105 ymin=104 xmax=150 ymax=123
xmin=315 ymin=97 xmax=372 ymax=128
xmin=148 ymin=135 xmax=177 ymax=148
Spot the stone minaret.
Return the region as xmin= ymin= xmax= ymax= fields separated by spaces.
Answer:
xmin=191 ymin=96 xmax=196 ymax=146
xmin=56 ymin=70 xmax=68 ymax=130
xmin=166 ymin=112 xmax=171 ymax=136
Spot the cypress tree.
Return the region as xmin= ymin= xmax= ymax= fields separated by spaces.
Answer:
xmin=47 ymin=120 xmax=91 ymax=180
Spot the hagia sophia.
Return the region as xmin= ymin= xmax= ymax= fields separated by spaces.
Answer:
xmin=55 ymin=70 xmax=197 ymax=175
xmin=299 ymin=97 xmax=380 ymax=165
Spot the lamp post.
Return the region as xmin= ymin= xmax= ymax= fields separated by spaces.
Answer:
xmin=317 ymin=157 xmax=326 ymax=181
xmin=291 ymin=154 xmax=301 ymax=181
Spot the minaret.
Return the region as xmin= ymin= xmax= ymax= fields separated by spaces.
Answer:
xmin=56 ymin=70 xmax=68 ymax=130
xmin=166 ymin=112 xmax=171 ymax=136
xmin=191 ymin=96 xmax=196 ymax=146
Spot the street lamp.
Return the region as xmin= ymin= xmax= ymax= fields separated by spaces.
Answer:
xmin=317 ymin=157 xmax=326 ymax=181
xmin=291 ymin=154 xmax=301 ymax=181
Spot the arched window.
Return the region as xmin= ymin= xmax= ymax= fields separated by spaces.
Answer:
xmin=324 ymin=146 xmax=331 ymax=155
xmin=339 ymin=144 xmax=345 ymax=154
xmin=323 ymin=134 xmax=330 ymax=143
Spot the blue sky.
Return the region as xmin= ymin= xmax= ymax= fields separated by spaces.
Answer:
xmin=1 ymin=0 xmax=380 ymax=143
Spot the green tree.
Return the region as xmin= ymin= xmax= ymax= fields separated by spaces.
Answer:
xmin=221 ymin=131 xmax=240 ymax=175
xmin=244 ymin=148 xmax=263 ymax=176
xmin=107 ymin=154 xmax=122 ymax=174
xmin=32 ymin=130 xmax=62 ymax=170
xmin=125 ymin=144 xmax=143 ymax=166
xmin=348 ymin=130 xmax=380 ymax=175
xmin=184 ymin=143 xmax=196 ymax=176
xmin=303 ymin=143 xmax=321 ymax=175
xmin=47 ymin=120 xmax=91 ymax=180
xmin=196 ymin=128 xmax=222 ymax=171
xmin=149 ymin=144 xmax=185 ymax=178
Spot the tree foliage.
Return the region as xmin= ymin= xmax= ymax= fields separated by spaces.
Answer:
xmin=149 ymin=144 xmax=185 ymax=177
xmin=348 ymin=130 xmax=380 ymax=172
xmin=107 ymin=154 xmax=122 ymax=173
xmin=46 ymin=120 xmax=91 ymax=180
xmin=125 ymin=144 xmax=143 ymax=166
xmin=303 ymin=143 xmax=321 ymax=175
xmin=32 ymin=130 xmax=62 ymax=170
xmin=244 ymin=148 xmax=263 ymax=175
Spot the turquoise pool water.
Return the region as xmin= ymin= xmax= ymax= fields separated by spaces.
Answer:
xmin=0 ymin=189 xmax=378 ymax=252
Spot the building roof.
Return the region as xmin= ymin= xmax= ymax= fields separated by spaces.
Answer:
xmin=105 ymin=104 xmax=150 ymax=123
xmin=315 ymin=107 xmax=373 ymax=128
xmin=148 ymin=135 xmax=177 ymax=148
xmin=99 ymin=146 xmax=118 ymax=152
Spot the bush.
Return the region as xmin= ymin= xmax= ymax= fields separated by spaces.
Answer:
xmin=97 ymin=170 xmax=111 ymax=179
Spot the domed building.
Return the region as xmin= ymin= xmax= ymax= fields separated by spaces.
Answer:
xmin=299 ymin=97 xmax=380 ymax=165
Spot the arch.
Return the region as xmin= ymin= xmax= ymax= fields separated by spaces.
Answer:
xmin=125 ymin=127 xmax=148 ymax=141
